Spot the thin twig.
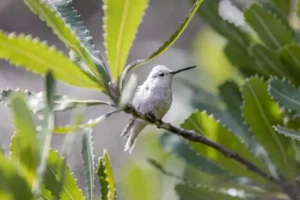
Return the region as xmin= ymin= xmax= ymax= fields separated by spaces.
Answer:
xmin=123 ymin=104 xmax=281 ymax=186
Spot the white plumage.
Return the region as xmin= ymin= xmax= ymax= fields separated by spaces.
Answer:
xmin=121 ymin=65 xmax=196 ymax=153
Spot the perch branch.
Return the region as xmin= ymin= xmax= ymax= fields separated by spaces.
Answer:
xmin=123 ymin=104 xmax=281 ymax=186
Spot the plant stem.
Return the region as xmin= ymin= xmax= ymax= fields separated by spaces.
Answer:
xmin=123 ymin=104 xmax=280 ymax=185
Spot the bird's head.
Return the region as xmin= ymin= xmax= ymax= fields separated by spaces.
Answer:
xmin=146 ymin=65 xmax=196 ymax=87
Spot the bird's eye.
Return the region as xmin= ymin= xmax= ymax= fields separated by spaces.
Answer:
xmin=158 ymin=72 xmax=165 ymax=77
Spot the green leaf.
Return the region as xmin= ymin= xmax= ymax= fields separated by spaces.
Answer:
xmin=274 ymin=126 xmax=300 ymax=141
xmin=218 ymin=81 xmax=242 ymax=118
xmin=175 ymin=184 xmax=242 ymax=200
xmin=120 ymin=0 xmax=204 ymax=89
xmin=0 ymin=88 xmax=113 ymax=113
xmin=244 ymin=3 xmax=294 ymax=49
xmin=97 ymin=149 xmax=116 ymax=200
xmin=159 ymin=133 xmax=231 ymax=178
xmin=223 ymin=42 xmax=257 ymax=76
xmin=9 ymin=93 xmax=39 ymax=181
xmin=270 ymin=0 xmax=290 ymax=16
xmin=279 ymin=44 xmax=300 ymax=81
xmin=268 ymin=78 xmax=300 ymax=117
xmin=54 ymin=110 xmax=119 ymax=134
xmin=198 ymin=0 xmax=250 ymax=45
xmin=242 ymin=77 xmax=297 ymax=180
xmin=121 ymin=162 xmax=160 ymax=200
xmin=24 ymin=0 xmax=109 ymax=84
xmin=181 ymin=110 xmax=271 ymax=185
xmin=81 ymin=128 xmax=95 ymax=200
xmin=0 ymin=32 xmax=102 ymax=91
xmin=0 ymin=153 xmax=34 ymax=200
xmin=250 ymin=44 xmax=288 ymax=77
xmin=103 ymin=0 xmax=149 ymax=82
xmin=33 ymin=71 xmax=56 ymax=196
xmin=43 ymin=150 xmax=85 ymax=200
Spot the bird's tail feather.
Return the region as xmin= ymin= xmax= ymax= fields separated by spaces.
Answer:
xmin=124 ymin=120 xmax=147 ymax=153
xmin=121 ymin=118 xmax=135 ymax=137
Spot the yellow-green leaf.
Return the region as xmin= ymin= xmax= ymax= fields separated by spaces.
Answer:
xmin=43 ymin=150 xmax=85 ymax=200
xmin=9 ymin=93 xmax=39 ymax=181
xmin=181 ymin=110 xmax=272 ymax=185
xmin=0 ymin=153 xmax=34 ymax=200
xmin=120 ymin=0 xmax=203 ymax=89
xmin=0 ymin=32 xmax=102 ymax=91
xmin=24 ymin=0 xmax=109 ymax=85
xmin=242 ymin=77 xmax=297 ymax=181
xmin=97 ymin=149 xmax=116 ymax=200
xmin=103 ymin=0 xmax=149 ymax=83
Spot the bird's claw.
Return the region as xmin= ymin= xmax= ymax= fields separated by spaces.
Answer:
xmin=145 ymin=112 xmax=156 ymax=122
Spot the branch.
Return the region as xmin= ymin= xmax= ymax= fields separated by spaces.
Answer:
xmin=123 ymin=104 xmax=281 ymax=186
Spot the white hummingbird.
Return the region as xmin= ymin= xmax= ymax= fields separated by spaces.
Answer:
xmin=121 ymin=65 xmax=196 ymax=153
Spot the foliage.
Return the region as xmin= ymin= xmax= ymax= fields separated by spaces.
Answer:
xmin=153 ymin=0 xmax=300 ymax=199
xmin=0 ymin=0 xmax=202 ymax=199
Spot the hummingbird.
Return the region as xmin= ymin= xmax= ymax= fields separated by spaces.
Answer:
xmin=121 ymin=65 xmax=196 ymax=153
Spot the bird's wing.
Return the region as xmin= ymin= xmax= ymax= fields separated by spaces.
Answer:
xmin=121 ymin=118 xmax=135 ymax=137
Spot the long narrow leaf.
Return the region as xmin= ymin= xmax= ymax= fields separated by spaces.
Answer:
xmin=33 ymin=71 xmax=55 ymax=195
xmin=120 ymin=0 xmax=204 ymax=89
xmin=103 ymin=0 xmax=149 ymax=83
xmin=97 ymin=149 xmax=116 ymax=200
xmin=0 ymin=32 xmax=102 ymax=91
xmin=268 ymin=77 xmax=300 ymax=117
xmin=0 ymin=88 xmax=113 ymax=113
xmin=244 ymin=3 xmax=294 ymax=49
xmin=175 ymin=184 xmax=242 ymax=200
xmin=242 ymin=77 xmax=297 ymax=180
xmin=274 ymin=126 xmax=300 ymax=141
xmin=81 ymin=128 xmax=96 ymax=200
xmin=181 ymin=110 xmax=271 ymax=185
xmin=159 ymin=133 xmax=231 ymax=178
xmin=0 ymin=153 xmax=33 ymax=200
xmin=43 ymin=150 xmax=85 ymax=200
xmin=9 ymin=93 xmax=39 ymax=181
xmin=54 ymin=110 xmax=119 ymax=134
xmin=24 ymin=0 xmax=109 ymax=84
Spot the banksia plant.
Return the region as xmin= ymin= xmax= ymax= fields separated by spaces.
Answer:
xmin=151 ymin=0 xmax=300 ymax=199
xmin=0 ymin=0 xmax=203 ymax=199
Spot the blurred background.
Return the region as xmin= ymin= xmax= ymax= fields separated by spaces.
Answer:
xmin=0 ymin=0 xmax=250 ymax=199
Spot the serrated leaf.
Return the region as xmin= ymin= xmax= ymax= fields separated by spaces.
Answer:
xmin=159 ymin=133 xmax=231 ymax=178
xmin=9 ymin=93 xmax=39 ymax=181
xmin=24 ymin=0 xmax=109 ymax=84
xmin=43 ymin=150 xmax=85 ymax=200
xmin=196 ymin=0 xmax=250 ymax=47
xmin=81 ymin=128 xmax=95 ymax=200
xmin=103 ymin=0 xmax=149 ymax=83
xmin=270 ymin=0 xmax=290 ymax=16
xmin=244 ymin=3 xmax=294 ymax=49
xmin=175 ymin=184 xmax=242 ymax=200
xmin=0 ymin=88 xmax=112 ymax=113
xmin=0 ymin=32 xmax=102 ymax=91
xmin=120 ymin=0 xmax=203 ymax=89
xmin=218 ymin=81 xmax=242 ymax=118
xmin=181 ymin=110 xmax=271 ymax=185
xmin=224 ymin=42 xmax=257 ymax=76
xmin=54 ymin=110 xmax=119 ymax=134
xmin=242 ymin=77 xmax=297 ymax=180
xmin=279 ymin=44 xmax=300 ymax=81
xmin=33 ymin=71 xmax=56 ymax=196
xmin=274 ymin=126 xmax=300 ymax=141
xmin=97 ymin=149 xmax=116 ymax=200
xmin=250 ymin=44 xmax=288 ymax=77
xmin=268 ymin=78 xmax=300 ymax=117
xmin=0 ymin=153 xmax=33 ymax=200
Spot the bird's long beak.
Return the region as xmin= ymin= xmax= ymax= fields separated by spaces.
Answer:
xmin=170 ymin=65 xmax=196 ymax=75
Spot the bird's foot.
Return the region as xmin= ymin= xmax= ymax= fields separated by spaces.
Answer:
xmin=145 ymin=112 xmax=156 ymax=123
